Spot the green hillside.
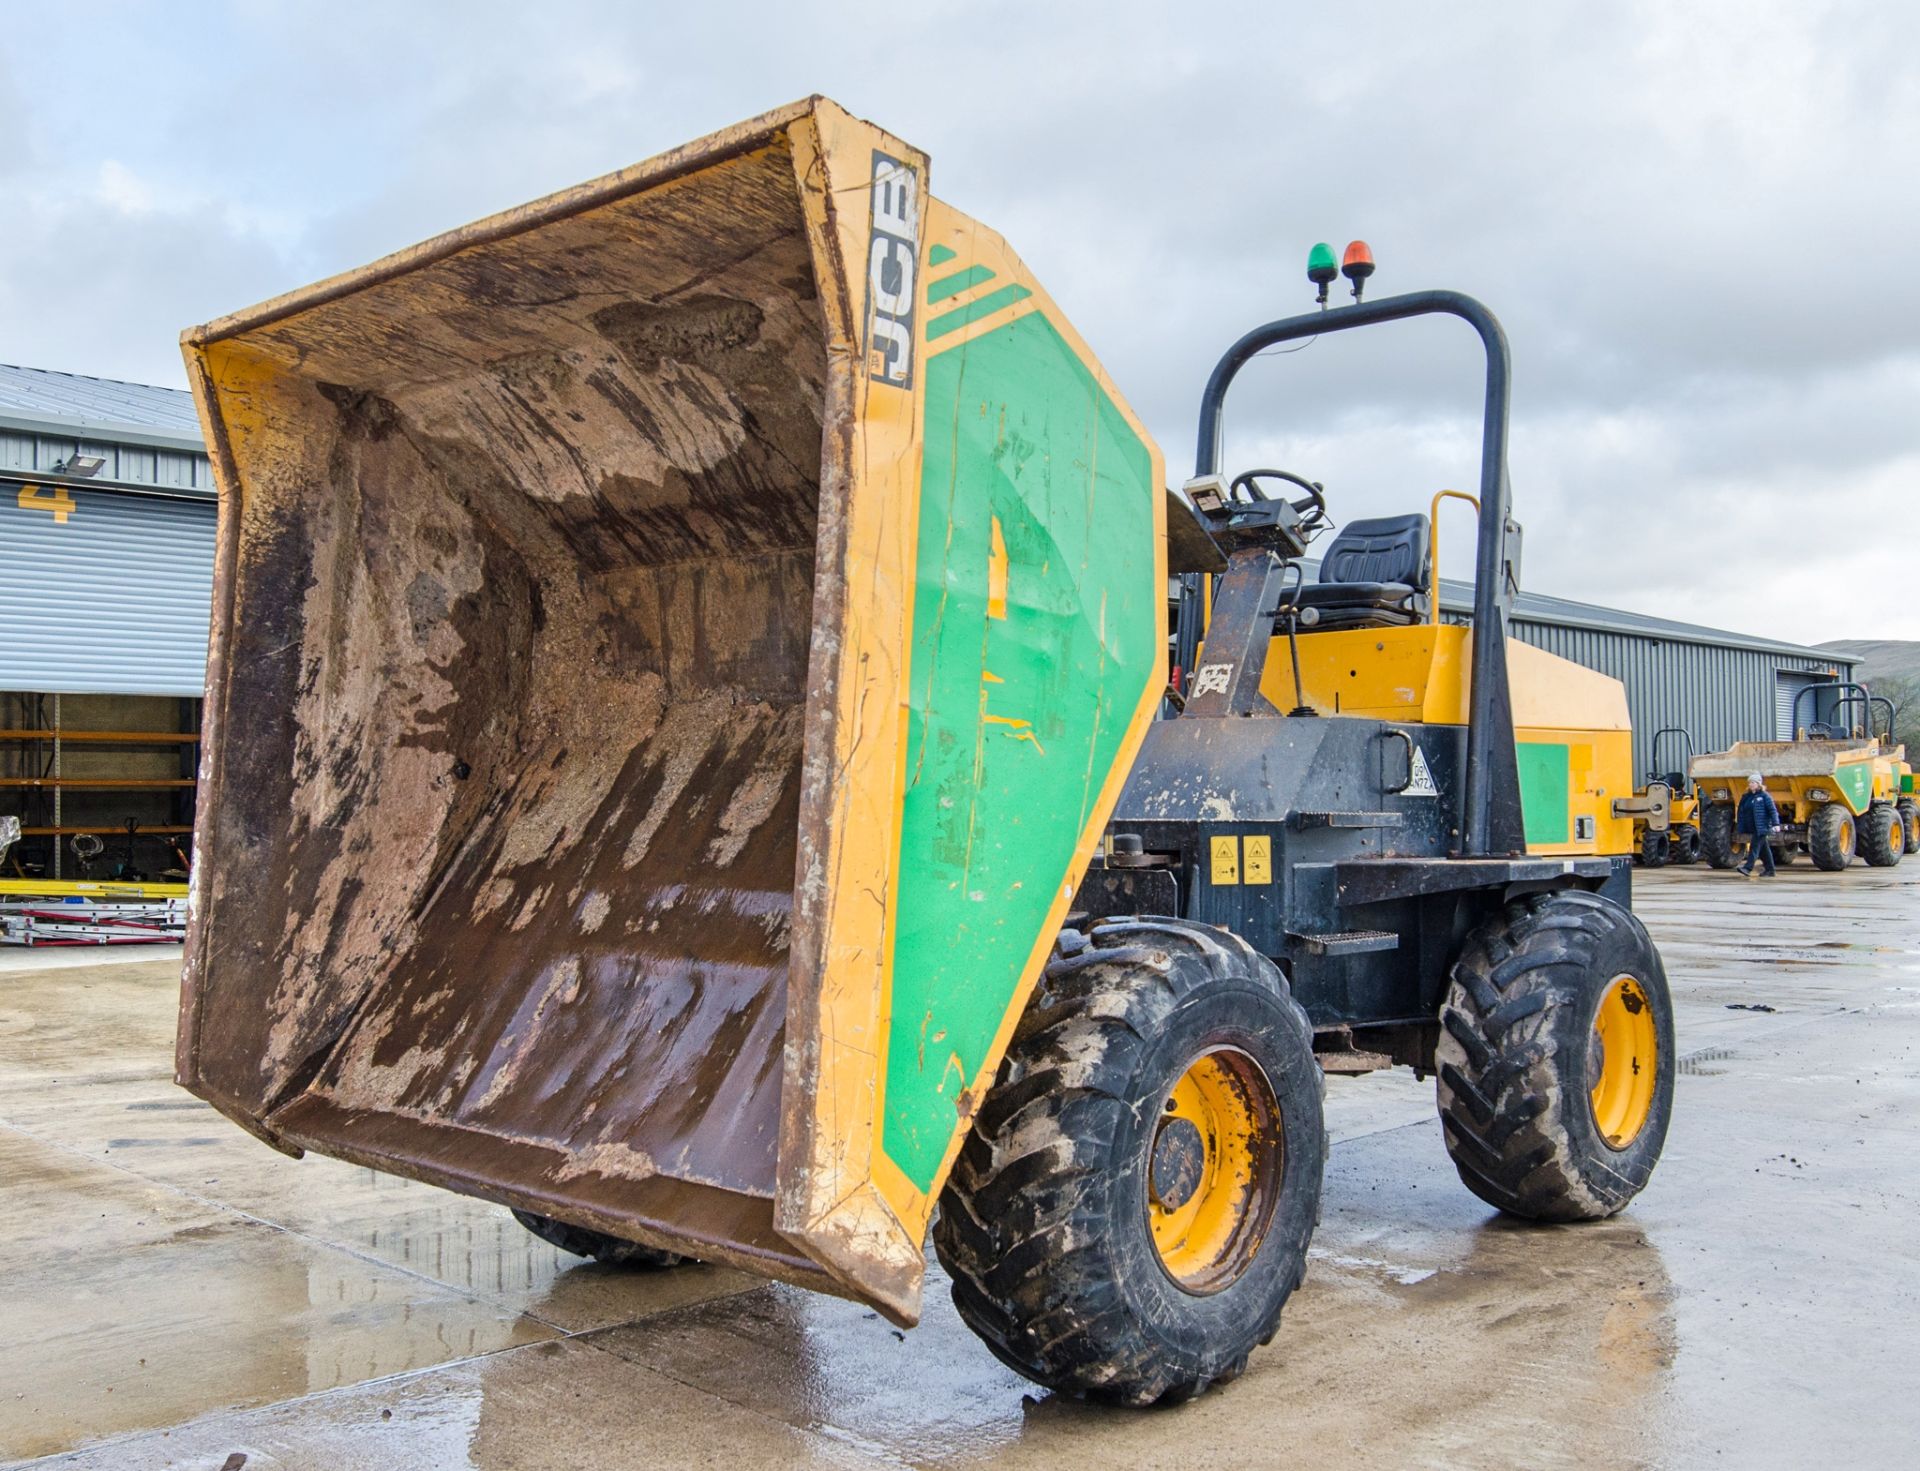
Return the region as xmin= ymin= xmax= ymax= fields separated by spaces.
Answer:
xmin=1819 ymin=640 xmax=1920 ymax=685
xmin=1819 ymin=641 xmax=1920 ymax=751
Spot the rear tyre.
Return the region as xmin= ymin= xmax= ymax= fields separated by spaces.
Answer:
xmin=1436 ymin=891 xmax=1674 ymax=1222
xmin=1901 ymin=801 xmax=1920 ymax=856
xmin=1700 ymin=804 xmax=1737 ymax=869
xmin=934 ymin=919 xmax=1325 ymax=1407
xmin=1809 ymin=805 xmax=1857 ymax=871
xmin=1771 ymin=842 xmax=1797 ymax=867
xmin=1637 ymin=828 xmax=1669 ymax=867
xmin=1859 ymin=804 xmax=1903 ymax=868
xmin=510 ymin=1209 xmax=687 ymax=1268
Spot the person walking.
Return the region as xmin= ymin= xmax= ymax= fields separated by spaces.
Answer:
xmin=1736 ymin=773 xmax=1781 ymax=879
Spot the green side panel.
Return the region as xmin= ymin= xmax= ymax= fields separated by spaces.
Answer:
xmin=1517 ymin=742 xmax=1572 ymax=846
xmin=882 ymin=310 xmax=1158 ymax=1191
xmin=927 ymin=264 xmax=996 ymax=303
xmin=1835 ymin=759 xmax=1873 ymax=814
xmin=928 ymin=284 xmax=1033 ymax=340
xmin=1904 ymin=771 xmax=1915 ymax=795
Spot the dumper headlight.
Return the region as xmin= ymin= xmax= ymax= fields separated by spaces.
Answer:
xmin=1807 ymin=788 xmax=1830 ymax=802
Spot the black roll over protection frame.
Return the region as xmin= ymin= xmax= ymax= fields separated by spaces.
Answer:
xmin=1176 ymin=290 xmax=1527 ymax=858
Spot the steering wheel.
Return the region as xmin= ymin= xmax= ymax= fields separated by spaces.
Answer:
xmin=1229 ymin=469 xmax=1330 ymax=534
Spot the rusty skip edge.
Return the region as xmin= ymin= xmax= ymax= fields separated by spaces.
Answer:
xmin=175 ymin=96 xmax=936 ymax=1316
xmin=178 ymin=95 xmax=826 ymax=352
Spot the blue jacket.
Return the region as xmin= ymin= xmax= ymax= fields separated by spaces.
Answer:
xmin=1736 ymin=789 xmax=1781 ymax=835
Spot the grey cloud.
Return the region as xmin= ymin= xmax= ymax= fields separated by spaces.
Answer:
xmin=1 ymin=0 xmax=1913 ymax=641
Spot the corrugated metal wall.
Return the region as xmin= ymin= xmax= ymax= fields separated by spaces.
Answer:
xmin=1506 ymin=619 xmax=1849 ymax=778
xmin=1 ymin=428 xmax=214 ymax=494
xmin=0 ymin=485 xmax=216 ymax=695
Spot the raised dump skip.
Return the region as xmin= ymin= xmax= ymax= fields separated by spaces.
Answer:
xmin=177 ymin=98 xmax=1166 ymax=1322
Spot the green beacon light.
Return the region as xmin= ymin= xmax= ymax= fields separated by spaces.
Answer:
xmin=1307 ymin=242 xmax=1339 ymax=306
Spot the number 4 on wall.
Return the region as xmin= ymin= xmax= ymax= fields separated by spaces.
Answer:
xmin=16 ymin=483 xmax=77 ymax=524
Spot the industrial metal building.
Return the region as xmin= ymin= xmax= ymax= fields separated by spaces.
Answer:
xmin=0 ymin=364 xmax=214 ymax=879
xmin=0 ymin=362 xmax=1858 ymax=878
xmin=1435 ymin=583 xmax=1858 ymax=778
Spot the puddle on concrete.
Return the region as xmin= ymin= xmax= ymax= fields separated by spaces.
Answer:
xmin=0 ymin=1137 xmax=556 ymax=1464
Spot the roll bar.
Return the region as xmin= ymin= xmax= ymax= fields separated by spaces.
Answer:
xmin=1182 ymin=289 xmax=1524 ymax=857
xmin=1792 ymin=681 xmax=1895 ymax=743
xmin=1649 ymin=727 xmax=1695 ymax=786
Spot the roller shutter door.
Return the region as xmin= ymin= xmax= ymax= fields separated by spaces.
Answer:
xmin=1775 ymin=671 xmax=1823 ymax=739
xmin=0 ymin=481 xmax=216 ymax=696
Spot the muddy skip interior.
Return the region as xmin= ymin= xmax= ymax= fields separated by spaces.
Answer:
xmin=178 ymin=138 xmax=841 ymax=1282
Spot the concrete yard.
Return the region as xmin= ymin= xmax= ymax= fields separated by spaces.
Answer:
xmin=2 ymin=864 xmax=1916 ymax=1470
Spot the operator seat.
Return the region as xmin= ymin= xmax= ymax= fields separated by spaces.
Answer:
xmin=1279 ymin=513 xmax=1431 ymax=630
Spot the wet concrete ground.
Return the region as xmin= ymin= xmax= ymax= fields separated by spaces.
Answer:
xmin=2 ymin=863 xmax=1916 ymax=1469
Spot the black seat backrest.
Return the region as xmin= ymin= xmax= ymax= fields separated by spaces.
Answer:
xmin=1316 ymin=514 xmax=1431 ymax=591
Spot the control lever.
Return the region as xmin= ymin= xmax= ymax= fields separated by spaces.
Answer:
xmin=1273 ymin=562 xmax=1319 ymax=718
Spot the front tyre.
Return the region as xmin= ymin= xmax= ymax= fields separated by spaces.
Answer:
xmin=934 ymin=919 xmax=1325 ymax=1407
xmin=1809 ymin=804 xmax=1856 ymax=871
xmin=1900 ymin=801 xmax=1920 ymax=856
xmin=1436 ymin=892 xmax=1674 ymax=1222
xmin=1669 ymin=823 xmax=1701 ymax=865
xmin=1638 ymin=827 xmax=1669 ymax=867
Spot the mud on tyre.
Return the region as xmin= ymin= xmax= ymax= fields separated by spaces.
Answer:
xmin=933 ymin=918 xmax=1325 ymax=1406
xmin=1436 ymin=891 xmax=1674 ymax=1222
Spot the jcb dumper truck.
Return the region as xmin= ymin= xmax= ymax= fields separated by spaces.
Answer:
xmin=1692 ymin=683 xmax=1910 ymax=870
xmin=177 ymin=97 xmax=1674 ymax=1406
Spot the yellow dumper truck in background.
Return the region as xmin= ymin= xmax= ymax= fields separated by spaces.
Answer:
xmin=1692 ymin=683 xmax=1912 ymax=870
xmin=178 ymin=98 xmax=1674 ymax=1405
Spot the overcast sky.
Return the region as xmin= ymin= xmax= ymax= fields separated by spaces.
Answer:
xmin=3 ymin=1 xmax=1914 ymax=643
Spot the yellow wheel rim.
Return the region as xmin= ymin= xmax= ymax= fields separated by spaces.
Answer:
xmin=1590 ymin=976 xmax=1658 ymax=1149
xmin=1147 ymin=1048 xmax=1280 ymax=1293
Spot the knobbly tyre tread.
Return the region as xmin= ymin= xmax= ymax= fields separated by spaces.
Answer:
xmin=1858 ymin=803 xmax=1903 ymax=868
xmin=1435 ymin=891 xmax=1674 ymax=1223
xmin=1809 ymin=804 xmax=1856 ymax=871
xmin=1900 ymin=800 xmax=1920 ymax=856
xmin=1699 ymin=804 xmax=1736 ymax=869
xmin=510 ymin=1208 xmax=687 ymax=1268
xmin=1637 ymin=827 xmax=1668 ymax=868
xmin=933 ymin=918 xmax=1325 ymax=1407
xmin=1670 ymin=823 xmax=1700 ymax=865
